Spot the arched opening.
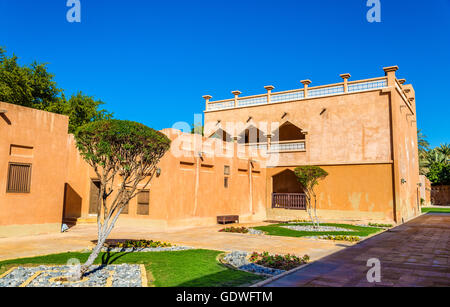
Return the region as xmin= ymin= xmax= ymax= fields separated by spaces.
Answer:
xmin=209 ymin=128 xmax=233 ymax=142
xmin=273 ymin=169 xmax=303 ymax=193
xmin=272 ymin=169 xmax=306 ymax=210
xmin=272 ymin=121 xmax=306 ymax=142
xmin=238 ymin=125 xmax=267 ymax=144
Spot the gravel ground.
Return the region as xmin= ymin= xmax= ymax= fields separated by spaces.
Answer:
xmin=0 ymin=264 xmax=143 ymax=287
xmin=223 ymin=251 xmax=285 ymax=276
xmin=248 ymin=229 xmax=265 ymax=235
xmin=281 ymin=225 xmax=354 ymax=232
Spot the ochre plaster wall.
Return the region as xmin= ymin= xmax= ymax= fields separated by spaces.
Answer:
xmin=0 ymin=102 xmax=69 ymax=237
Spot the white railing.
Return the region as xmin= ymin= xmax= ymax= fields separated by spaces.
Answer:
xmin=206 ymin=77 xmax=388 ymax=111
xmin=245 ymin=143 xmax=268 ymax=150
xmin=271 ymin=90 xmax=305 ymax=103
xmin=270 ymin=140 xmax=306 ymax=152
xmin=308 ymin=85 xmax=344 ymax=97
xmin=243 ymin=141 xmax=306 ymax=152
xmin=348 ymin=79 xmax=387 ymax=93
xmin=207 ymin=99 xmax=234 ymax=111
xmin=238 ymin=95 xmax=267 ymax=107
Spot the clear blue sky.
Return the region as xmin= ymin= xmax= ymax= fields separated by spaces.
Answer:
xmin=1 ymin=0 xmax=449 ymax=147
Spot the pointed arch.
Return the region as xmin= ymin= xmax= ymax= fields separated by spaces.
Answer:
xmin=208 ymin=128 xmax=233 ymax=142
xmin=271 ymin=120 xmax=306 ymax=142
xmin=272 ymin=169 xmax=304 ymax=193
xmin=237 ymin=124 xmax=267 ymax=144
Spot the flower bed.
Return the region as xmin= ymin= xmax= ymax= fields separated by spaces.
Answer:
xmin=368 ymin=222 xmax=393 ymax=228
xmin=249 ymin=251 xmax=309 ymax=271
xmin=219 ymin=227 xmax=264 ymax=235
xmin=318 ymin=235 xmax=361 ymax=242
xmin=219 ymin=227 xmax=249 ymax=233
xmin=105 ymin=239 xmax=172 ymax=249
xmin=88 ymin=239 xmax=193 ymax=253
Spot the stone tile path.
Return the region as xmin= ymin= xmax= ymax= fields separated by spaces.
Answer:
xmin=263 ymin=213 xmax=450 ymax=287
xmin=0 ymin=222 xmax=350 ymax=262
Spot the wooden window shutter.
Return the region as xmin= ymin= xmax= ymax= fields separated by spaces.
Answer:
xmin=6 ymin=163 xmax=32 ymax=193
xmin=137 ymin=190 xmax=150 ymax=215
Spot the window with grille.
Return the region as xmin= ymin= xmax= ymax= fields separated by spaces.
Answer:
xmin=137 ymin=190 xmax=150 ymax=215
xmin=224 ymin=177 xmax=229 ymax=188
xmin=224 ymin=165 xmax=230 ymax=175
xmin=6 ymin=163 xmax=32 ymax=193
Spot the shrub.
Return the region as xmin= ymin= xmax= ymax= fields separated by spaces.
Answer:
xmin=249 ymin=252 xmax=309 ymax=271
xmin=368 ymin=223 xmax=393 ymax=228
xmin=105 ymin=239 xmax=172 ymax=249
xmin=288 ymin=219 xmax=310 ymax=223
xmin=219 ymin=227 xmax=249 ymax=233
xmin=319 ymin=235 xmax=360 ymax=242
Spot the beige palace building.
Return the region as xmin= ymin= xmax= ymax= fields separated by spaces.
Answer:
xmin=203 ymin=66 xmax=420 ymax=224
xmin=0 ymin=66 xmax=420 ymax=237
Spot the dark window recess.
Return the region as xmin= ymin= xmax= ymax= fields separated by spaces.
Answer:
xmin=224 ymin=165 xmax=230 ymax=175
xmin=137 ymin=190 xmax=150 ymax=215
xmin=7 ymin=163 xmax=32 ymax=193
xmin=224 ymin=177 xmax=229 ymax=188
xmin=89 ymin=180 xmax=101 ymax=214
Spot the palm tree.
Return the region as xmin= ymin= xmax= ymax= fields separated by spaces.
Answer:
xmin=418 ymin=130 xmax=430 ymax=175
xmin=437 ymin=143 xmax=450 ymax=162
xmin=417 ymin=129 xmax=430 ymax=154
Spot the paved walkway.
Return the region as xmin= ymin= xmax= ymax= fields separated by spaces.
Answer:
xmin=263 ymin=213 xmax=450 ymax=287
xmin=0 ymin=222 xmax=350 ymax=262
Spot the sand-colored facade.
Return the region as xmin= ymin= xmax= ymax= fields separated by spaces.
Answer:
xmin=204 ymin=66 xmax=420 ymax=223
xmin=63 ymin=129 xmax=267 ymax=231
xmin=0 ymin=102 xmax=69 ymax=237
xmin=1 ymin=102 xmax=266 ymax=237
xmin=0 ymin=66 xmax=420 ymax=237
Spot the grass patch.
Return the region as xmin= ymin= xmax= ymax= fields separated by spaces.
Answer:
xmin=0 ymin=249 xmax=263 ymax=287
xmin=252 ymin=223 xmax=382 ymax=238
xmin=422 ymin=207 xmax=450 ymax=213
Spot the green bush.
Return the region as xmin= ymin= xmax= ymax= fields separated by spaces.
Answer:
xmin=319 ymin=235 xmax=360 ymax=242
xmin=219 ymin=227 xmax=249 ymax=233
xmin=249 ymin=252 xmax=309 ymax=271
xmin=105 ymin=239 xmax=172 ymax=249
xmin=368 ymin=222 xmax=393 ymax=228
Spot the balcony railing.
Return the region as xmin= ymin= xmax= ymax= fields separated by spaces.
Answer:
xmin=245 ymin=140 xmax=306 ymax=153
xmin=245 ymin=142 xmax=268 ymax=151
xmin=205 ymin=77 xmax=388 ymax=112
xmin=270 ymin=140 xmax=306 ymax=152
xmin=272 ymin=193 xmax=307 ymax=210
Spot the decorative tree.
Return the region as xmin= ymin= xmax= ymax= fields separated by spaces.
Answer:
xmin=74 ymin=119 xmax=171 ymax=279
xmin=294 ymin=166 xmax=328 ymax=228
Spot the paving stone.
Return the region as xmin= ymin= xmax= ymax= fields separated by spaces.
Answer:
xmin=263 ymin=214 xmax=450 ymax=287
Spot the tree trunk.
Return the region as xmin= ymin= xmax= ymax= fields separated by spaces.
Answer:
xmin=72 ymin=234 xmax=106 ymax=280
xmin=313 ymin=195 xmax=320 ymax=228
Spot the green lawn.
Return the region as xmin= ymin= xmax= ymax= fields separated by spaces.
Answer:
xmin=252 ymin=223 xmax=382 ymax=238
xmin=422 ymin=207 xmax=450 ymax=213
xmin=0 ymin=249 xmax=263 ymax=287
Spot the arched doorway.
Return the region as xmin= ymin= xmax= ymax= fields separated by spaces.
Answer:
xmin=272 ymin=169 xmax=306 ymax=210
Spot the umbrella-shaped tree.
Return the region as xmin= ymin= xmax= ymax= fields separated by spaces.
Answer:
xmin=294 ymin=166 xmax=328 ymax=228
xmin=73 ymin=119 xmax=171 ymax=279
